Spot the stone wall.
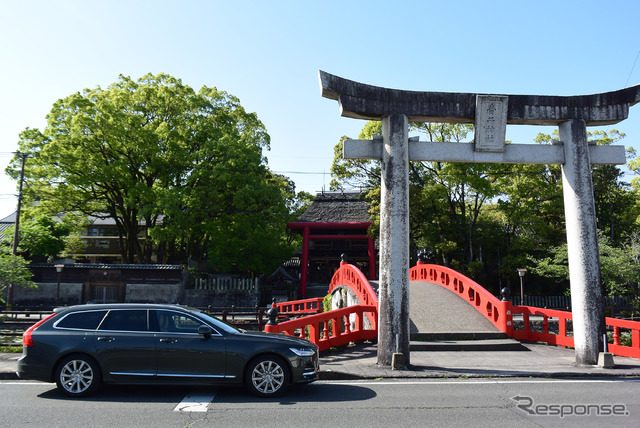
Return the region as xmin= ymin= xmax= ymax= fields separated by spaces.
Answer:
xmin=10 ymin=281 xmax=259 ymax=308
xmin=181 ymin=289 xmax=259 ymax=308
xmin=125 ymin=283 xmax=182 ymax=304
xmin=12 ymin=282 xmax=84 ymax=307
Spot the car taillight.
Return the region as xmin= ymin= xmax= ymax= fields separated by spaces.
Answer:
xmin=23 ymin=313 xmax=57 ymax=347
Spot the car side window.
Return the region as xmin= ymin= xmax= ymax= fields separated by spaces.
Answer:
xmin=56 ymin=310 xmax=108 ymax=330
xmin=99 ymin=310 xmax=148 ymax=332
xmin=153 ymin=310 xmax=213 ymax=334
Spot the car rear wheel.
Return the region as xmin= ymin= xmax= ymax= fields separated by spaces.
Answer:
xmin=245 ymin=355 xmax=290 ymax=397
xmin=55 ymin=354 xmax=101 ymax=397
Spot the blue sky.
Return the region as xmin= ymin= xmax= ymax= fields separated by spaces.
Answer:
xmin=1 ymin=0 xmax=640 ymax=218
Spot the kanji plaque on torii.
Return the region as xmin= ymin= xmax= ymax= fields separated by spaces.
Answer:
xmin=319 ymin=70 xmax=640 ymax=367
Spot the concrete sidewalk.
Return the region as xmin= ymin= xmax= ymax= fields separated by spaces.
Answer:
xmin=3 ymin=342 xmax=640 ymax=381
xmin=317 ymin=341 xmax=640 ymax=380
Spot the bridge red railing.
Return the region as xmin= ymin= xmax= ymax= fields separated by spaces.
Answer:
xmin=264 ymin=304 xmax=378 ymax=351
xmin=267 ymin=262 xmax=640 ymax=359
xmin=510 ymin=306 xmax=574 ymax=348
xmin=328 ymin=262 xmax=378 ymax=327
xmin=264 ymin=263 xmax=378 ymax=351
xmin=272 ymin=297 xmax=324 ymax=314
xmin=510 ymin=306 xmax=640 ymax=358
xmin=411 ymin=262 xmax=640 ymax=359
xmin=606 ymin=317 xmax=640 ymax=358
xmin=410 ymin=262 xmax=512 ymax=335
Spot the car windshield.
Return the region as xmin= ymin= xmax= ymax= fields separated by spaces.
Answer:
xmin=194 ymin=310 xmax=244 ymax=334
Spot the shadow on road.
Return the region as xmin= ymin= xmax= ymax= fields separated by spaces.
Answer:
xmin=37 ymin=382 xmax=376 ymax=404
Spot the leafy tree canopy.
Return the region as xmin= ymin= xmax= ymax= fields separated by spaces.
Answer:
xmin=0 ymin=251 xmax=35 ymax=302
xmin=330 ymin=122 xmax=639 ymax=297
xmin=7 ymin=73 xmax=297 ymax=274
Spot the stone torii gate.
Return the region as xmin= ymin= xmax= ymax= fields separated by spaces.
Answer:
xmin=319 ymin=70 xmax=640 ymax=367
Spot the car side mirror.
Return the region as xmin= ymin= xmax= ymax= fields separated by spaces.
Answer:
xmin=198 ymin=325 xmax=212 ymax=338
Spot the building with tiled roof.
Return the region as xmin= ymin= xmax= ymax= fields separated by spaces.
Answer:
xmin=0 ymin=212 xmax=16 ymax=236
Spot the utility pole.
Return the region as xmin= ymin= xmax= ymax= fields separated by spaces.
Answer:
xmin=7 ymin=152 xmax=28 ymax=310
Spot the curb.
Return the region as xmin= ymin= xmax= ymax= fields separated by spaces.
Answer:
xmin=3 ymin=369 xmax=639 ymax=383
xmin=317 ymin=369 xmax=640 ymax=381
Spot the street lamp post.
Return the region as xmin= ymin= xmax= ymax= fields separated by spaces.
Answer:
xmin=517 ymin=268 xmax=527 ymax=306
xmin=55 ymin=264 xmax=64 ymax=306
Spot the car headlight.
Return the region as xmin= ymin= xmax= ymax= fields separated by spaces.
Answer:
xmin=289 ymin=347 xmax=316 ymax=357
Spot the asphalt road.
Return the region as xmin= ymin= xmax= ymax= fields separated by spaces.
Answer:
xmin=1 ymin=378 xmax=638 ymax=427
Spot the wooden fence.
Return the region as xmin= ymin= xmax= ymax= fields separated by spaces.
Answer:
xmin=193 ymin=277 xmax=259 ymax=291
xmin=506 ymin=295 xmax=636 ymax=310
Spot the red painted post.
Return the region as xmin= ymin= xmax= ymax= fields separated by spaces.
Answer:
xmin=613 ymin=326 xmax=620 ymax=345
xmin=523 ymin=312 xmax=530 ymax=337
xmin=368 ymin=237 xmax=377 ymax=280
xmin=309 ymin=322 xmax=320 ymax=344
xmin=543 ymin=316 xmax=549 ymax=334
xmin=300 ymin=225 xmax=310 ymax=297
xmin=500 ymin=299 xmax=513 ymax=337
xmin=559 ymin=317 xmax=567 ymax=338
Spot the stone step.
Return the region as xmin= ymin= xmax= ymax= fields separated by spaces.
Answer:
xmin=410 ymin=338 xmax=528 ymax=352
xmin=411 ymin=332 xmax=508 ymax=341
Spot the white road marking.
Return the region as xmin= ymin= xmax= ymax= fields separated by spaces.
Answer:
xmin=321 ymin=378 xmax=640 ymax=386
xmin=173 ymin=391 xmax=217 ymax=412
xmin=0 ymin=381 xmax=55 ymax=386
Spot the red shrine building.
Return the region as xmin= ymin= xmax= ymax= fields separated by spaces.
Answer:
xmin=287 ymin=192 xmax=377 ymax=297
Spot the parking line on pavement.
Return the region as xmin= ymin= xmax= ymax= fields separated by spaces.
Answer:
xmin=174 ymin=391 xmax=217 ymax=412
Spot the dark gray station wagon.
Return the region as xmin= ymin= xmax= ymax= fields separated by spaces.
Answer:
xmin=17 ymin=304 xmax=319 ymax=398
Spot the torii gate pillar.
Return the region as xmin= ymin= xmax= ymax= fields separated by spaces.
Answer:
xmin=378 ymin=114 xmax=411 ymax=366
xmin=560 ymin=119 xmax=604 ymax=365
xmin=320 ymin=70 xmax=640 ymax=367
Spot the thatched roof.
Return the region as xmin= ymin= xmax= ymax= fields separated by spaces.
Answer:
xmin=296 ymin=192 xmax=370 ymax=223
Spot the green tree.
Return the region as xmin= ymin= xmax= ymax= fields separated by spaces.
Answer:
xmin=530 ymin=233 xmax=640 ymax=297
xmin=3 ymin=214 xmax=82 ymax=262
xmin=330 ymin=122 xmax=638 ymax=296
xmin=409 ymin=123 xmax=505 ymax=268
xmin=330 ymin=121 xmax=504 ymax=272
xmin=330 ymin=120 xmax=382 ymax=191
xmin=504 ymin=129 xmax=637 ymax=294
xmin=7 ymin=73 xmax=294 ymax=273
xmin=0 ymin=252 xmax=35 ymax=303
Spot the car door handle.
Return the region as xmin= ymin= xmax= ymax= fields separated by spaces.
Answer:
xmin=97 ymin=336 xmax=115 ymax=342
xmin=159 ymin=338 xmax=177 ymax=343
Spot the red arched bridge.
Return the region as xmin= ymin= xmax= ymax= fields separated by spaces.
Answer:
xmin=265 ymin=261 xmax=640 ymax=359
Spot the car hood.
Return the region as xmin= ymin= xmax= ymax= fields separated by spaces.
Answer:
xmin=240 ymin=330 xmax=316 ymax=348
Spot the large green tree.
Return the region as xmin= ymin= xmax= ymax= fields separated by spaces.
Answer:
xmin=8 ymin=73 xmax=296 ymax=272
xmin=331 ymin=121 xmax=503 ymax=271
xmin=331 ymin=122 xmax=639 ymax=297
xmin=497 ymin=129 xmax=638 ymax=294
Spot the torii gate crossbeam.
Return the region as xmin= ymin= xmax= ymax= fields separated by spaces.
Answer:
xmin=319 ymin=70 xmax=640 ymax=367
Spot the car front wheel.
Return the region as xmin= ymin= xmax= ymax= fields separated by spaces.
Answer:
xmin=55 ymin=354 xmax=101 ymax=397
xmin=245 ymin=355 xmax=290 ymax=397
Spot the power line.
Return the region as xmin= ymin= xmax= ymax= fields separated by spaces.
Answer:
xmin=626 ymin=48 xmax=640 ymax=87
xmin=272 ymin=170 xmax=330 ymax=175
